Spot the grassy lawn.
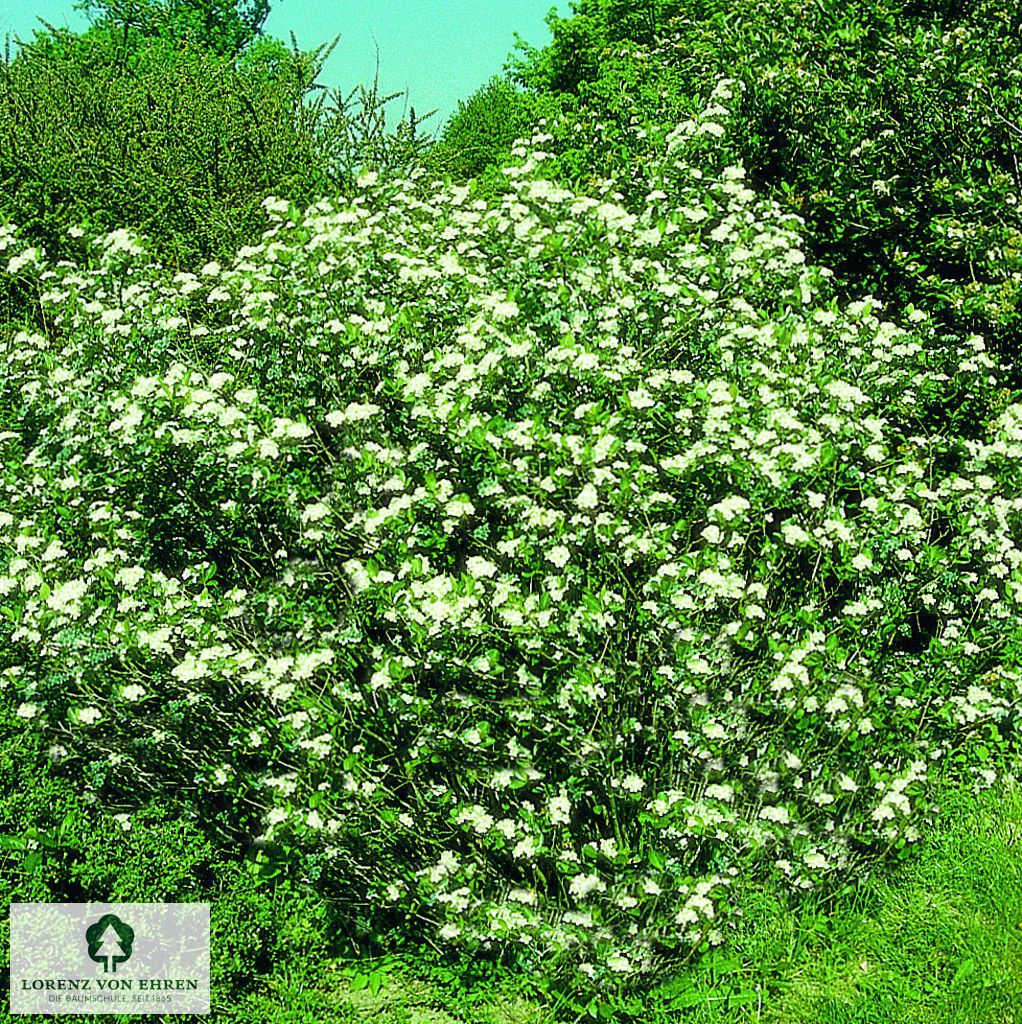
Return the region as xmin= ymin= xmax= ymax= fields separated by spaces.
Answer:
xmin=231 ymin=782 xmax=1022 ymax=1024
xmin=736 ymin=784 xmax=1022 ymax=1024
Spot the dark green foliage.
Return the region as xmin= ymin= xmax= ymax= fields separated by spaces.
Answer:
xmin=707 ymin=0 xmax=1022 ymax=356
xmin=504 ymin=0 xmax=1022 ymax=363
xmin=77 ymin=0 xmax=271 ymax=57
xmin=0 ymin=714 xmax=337 ymax=1017
xmin=436 ymin=44 xmax=701 ymax=209
xmin=507 ymin=1 xmax=698 ymax=92
xmin=508 ymin=10 xmax=606 ymax=95
xmin=0 ymin=25 xmax=339 ymax=271
xmin=427 ymin=76 xmax=569 ymax=183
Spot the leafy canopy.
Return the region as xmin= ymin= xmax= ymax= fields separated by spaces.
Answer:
xmin=76 ymin=0 xmax=270 ymax=56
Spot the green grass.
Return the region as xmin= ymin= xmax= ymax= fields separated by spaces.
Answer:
xmin=229 ymin=781 xmax=1022 ymax=1023
xmin=751 ymin=783 xmax=1022 ymax=1024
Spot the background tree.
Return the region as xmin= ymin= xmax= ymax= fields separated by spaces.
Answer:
xmin=75 ymin=0 xmax=270 ymax=57
xmin=0 ymin=11 xmax=432 ymax=302
xmin=0 ymin=24 xmax=336 ymax=272
xmin=425 ymin=76 xmax=567 ymax=186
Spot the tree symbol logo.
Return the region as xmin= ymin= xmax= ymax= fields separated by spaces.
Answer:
xmin=85 ymin=914 xmax=134 ymax=973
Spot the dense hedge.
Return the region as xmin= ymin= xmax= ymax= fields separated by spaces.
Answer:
xmin=4 ymin=0 xmax=1022 ymax=1010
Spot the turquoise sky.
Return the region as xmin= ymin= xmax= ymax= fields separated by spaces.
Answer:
xmin=0 ymin=1 xmax=568 ymax=132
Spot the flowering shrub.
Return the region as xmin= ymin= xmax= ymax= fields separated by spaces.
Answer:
xmin=2 ymin=78 xmax=1022 ymax=992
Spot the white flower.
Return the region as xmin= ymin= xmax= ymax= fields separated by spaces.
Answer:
xmin=75 ymin=706 xmax=103 ymax=726
xmin=547 ymin=545 xmax=570 ymax=569
xmin=171 ymin=656 xmax=209 ymax=684
xmin=262 ymin=196 xmax=291 ymax=215
xmin=824 ymin=379 xmax=868 ymax=406
xmin=46 ymin=578 xmax=88 ymax=613
xmin=40 ymin=540 xmax=67 ymax=562
xmin=620 ymin=774 xmax=645 ymax=793
xmin=301 ymin=503 xmax=330 ymax=523
xmin=576 ymin=483 xmax=599 ymax=510
xmin=627 ymin=388 xmax=656 ymax=410
xmin=466 ymin=556 xmax=498 ymax=578
xmin=780 ymin=522 xmax=810 ymax=545
xmin=114 ymin=566 xmax=146 ymax=591
xmin=336 ymin=402 xmax=381 ymax=423
xmin=701 ymin=524 xmax=722 ymax=544
xmin=709 ymin=495 xmax=750 ymax=521
xmin=568 ymin=872 xmax=606 ymax=900
xmin=512 ymin=836 xmax=539 ymax=860
xmin=548 ymin=792 xmax=572 ymax=826
xmin=286 ymin=421 xmax=313 ymax=439
xmin=444 ymin=497 xmax=475 ymax=519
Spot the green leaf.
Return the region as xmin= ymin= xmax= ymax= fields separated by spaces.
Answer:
xmin=728 ymin=991 xmax=758 ymax=1009
xmin=711 ymin=956 xmax=741 ymax=975
xmin=952 ymin=959 xmax=976 ymax=986
xmin=669 ymin=989 xmax=706 ymax=1009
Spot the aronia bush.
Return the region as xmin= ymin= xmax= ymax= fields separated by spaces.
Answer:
xmin=1 ymin=79 xmax=1021 ymax=991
